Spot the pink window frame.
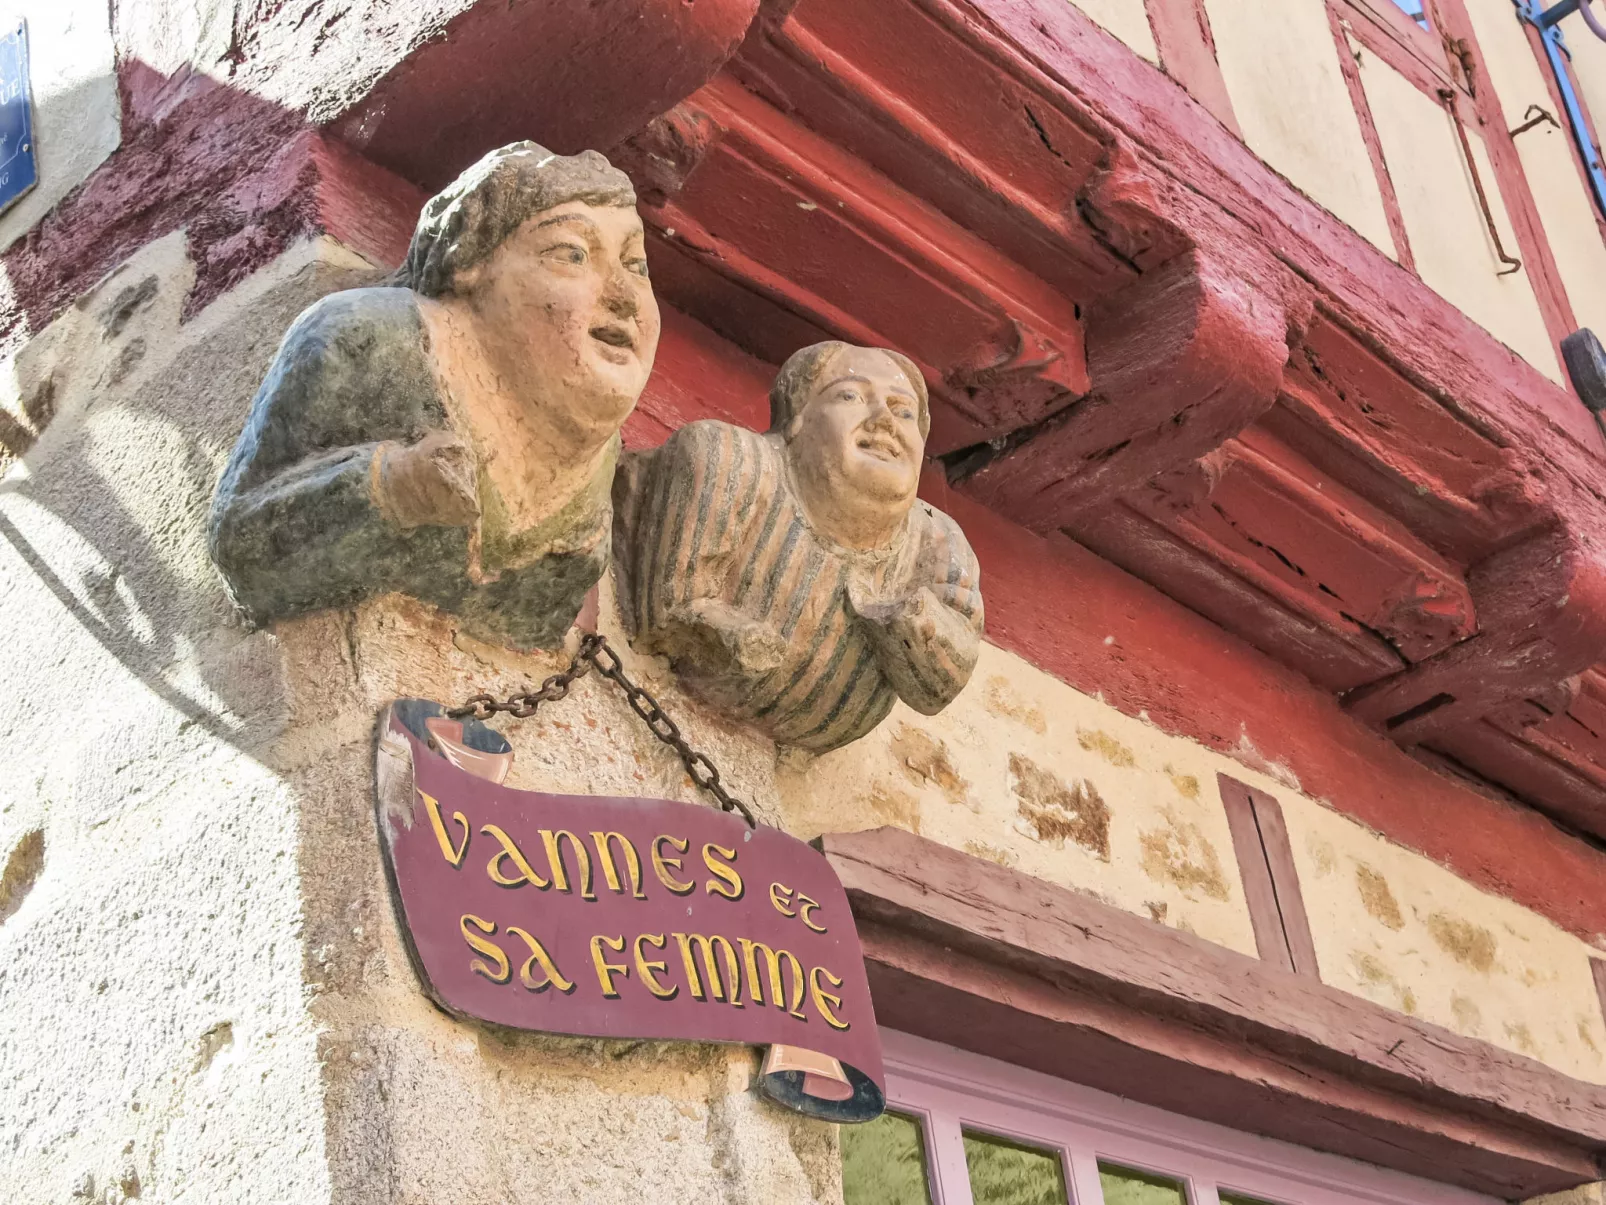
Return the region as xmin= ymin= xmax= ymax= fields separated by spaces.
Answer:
xmin=880 ymin=1029 xmax=1501 ymax=1205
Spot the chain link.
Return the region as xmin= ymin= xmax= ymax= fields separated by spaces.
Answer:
xmin=447 ymin=633 xmax=758 ymax=827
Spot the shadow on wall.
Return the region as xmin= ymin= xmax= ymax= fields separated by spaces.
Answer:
xmin=0 ymin=59 xmax=349 ymax=355
xmin=0 ymin=62 xmax=397 ymax=766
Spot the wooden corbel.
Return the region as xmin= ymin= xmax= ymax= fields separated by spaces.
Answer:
xmin=1344 ymin=526 xmax=1606 ymax=746
xmin=958 ymin=247 xmax=1305 ymax=527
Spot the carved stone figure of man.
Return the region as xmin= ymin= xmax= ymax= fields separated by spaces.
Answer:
xmin=210 ymin=142 xmax=660 ymax=649
xmin=616 ymin=342 xmax=983 ymax=753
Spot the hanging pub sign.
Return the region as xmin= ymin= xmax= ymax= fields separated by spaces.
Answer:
xmin=373 ymin=639 xmax=886 ymax=1123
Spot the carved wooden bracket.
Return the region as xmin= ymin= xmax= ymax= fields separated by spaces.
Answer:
xmin=958 ymin=249 xmax=1300 ymax=523
xmin=1344 ymin=528 xmax=1606 ymax=746
xmin=617 ymin=80 xmax=1090 ymax=451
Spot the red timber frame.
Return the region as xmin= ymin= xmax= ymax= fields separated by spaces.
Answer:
xmin=13 ymin=0 xmax=1606 ymax=1194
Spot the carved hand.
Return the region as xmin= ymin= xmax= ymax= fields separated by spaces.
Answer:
xmin=847 ymin=584 xmax=973 ymax=713
xmin=374 ymin=431 xmax=480 ymax=529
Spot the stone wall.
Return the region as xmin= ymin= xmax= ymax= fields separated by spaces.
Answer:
xmin=0 ymin=234 xmax=838 ymax=1204
xmin=6 ymin=231 xmax=1606 ymax=1200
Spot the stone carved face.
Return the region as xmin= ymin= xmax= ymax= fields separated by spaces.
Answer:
xmin=786 ymin=346 xmax=926 ymax=548
xmin=451 ymin=199 xmax=661 ymax=444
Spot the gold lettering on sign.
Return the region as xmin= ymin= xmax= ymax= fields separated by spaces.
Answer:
xmin=674 ymin=933 xmax=743 ymax=1004
xmin=797 ymin=893 xmax=826 ymax=933
xmin=702 ymin=843 xmax=744 ymax=901
xmin=421 ymin=789 xmax=470 ymax=867
xmin=590 ymin=935 xmax=629 ymax=998
xmin=809 ymin=966 xmax=850 ymax=1030
xmin=633 ymin=933 xmax=678 ymax=999
xmin=541 ymin=829 xmax=596 ymax=900
xmin=590 ymin=831 xmax=646 ymax=899
xmin=769 ymin=881 xmax=795 ymax=917
xmin=482 ymin=824 xmax=550 ymax=889
xmin=651 ymin=835 xmax=696 ymax=895
xmin=507 ymin=926 xmax=575 ymax=993
xmin=460 ymin=913 xmax=510 ymax=984
xmin=738 ymin=938 xmax=807 ymax=1019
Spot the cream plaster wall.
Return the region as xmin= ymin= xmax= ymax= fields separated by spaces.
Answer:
xmin=1358 ymin=46 xmax=1562 ymax=381
xmin=775 ymin=642 xmax=1260 ymax=956
xmin=1203 ymin=0 xmax=1397 ymax=257
xmin=6 ymin=230 xmax=1606 ymax=1201
xmin=1069 ymin=0 xmax=1158 ymax=64
xmin=768 ymin=631 xmax=1606 ymax=1084
xmin=1282 ymin=794 xmax=1606 ymax=1080
xmin=0 ymin=0 xmax=121 ymax=252
xmin=1462 ymin=0 xmax=1606 ymax=343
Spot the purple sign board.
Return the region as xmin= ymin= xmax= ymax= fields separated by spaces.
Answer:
xmin=375 ymin=699 xmax=886 ymax=1122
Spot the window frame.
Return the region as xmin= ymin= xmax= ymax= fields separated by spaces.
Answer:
xmin=1142 ymin=0 xmax=1590 ymax=362
xmin=875 ymin=1029 xmax=1501 ymax=1205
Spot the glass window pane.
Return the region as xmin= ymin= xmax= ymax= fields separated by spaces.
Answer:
xmin=842 ymin=1110 xmax=932 ymax=1205
xmin=964 ymin=1130 xmax=1069 ymax=1205
xmin=1220 ymin=1195 xmax=1281 ymax=1205
xmin=1098 ymin=1162 xmax=1188 ymax=1205
xmin=1388 ymin=0 xmax=1429 ymax=27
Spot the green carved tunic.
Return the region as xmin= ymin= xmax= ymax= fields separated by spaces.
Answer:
xmin=209 ymin=287 xmax=610 ymax=650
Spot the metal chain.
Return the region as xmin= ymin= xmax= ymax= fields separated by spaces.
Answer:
xmin=447 ymin=633 xmax=758 ymax=827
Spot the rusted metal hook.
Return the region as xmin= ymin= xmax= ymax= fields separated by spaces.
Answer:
xmin=1440 ymin=89 xmax=1524 ymax=276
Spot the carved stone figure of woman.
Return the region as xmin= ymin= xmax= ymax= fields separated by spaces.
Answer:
xmin=209 ymin=142 xmax=661 ymax=649
xmin=616 ymin=342 xmax=983 ymax=753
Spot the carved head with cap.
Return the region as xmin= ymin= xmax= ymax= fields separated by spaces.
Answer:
xmin=400 ymin=142 xmax=662 ymax=444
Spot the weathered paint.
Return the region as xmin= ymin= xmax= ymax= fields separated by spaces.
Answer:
xmin=1357 ymin=45 xmax=1561 ymax=380
xmin=1462 ymin=0 xmax=1606 ymax=340
xmin=1203 ymin=0 xmax=1396 ymax=256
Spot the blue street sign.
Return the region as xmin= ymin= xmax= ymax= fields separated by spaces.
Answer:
xmin=0 ymin=22 xmax=36 ymax=218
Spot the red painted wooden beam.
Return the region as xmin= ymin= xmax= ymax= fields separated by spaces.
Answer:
xmin=1066 ymin=424 xmax=1479 ymax=692
xmin=331 ymin=0 xmax=764 ymax=191
xmin=1 ymin=65 xmax=427 ymax=338
xmin=615 ymin=80 xmax=1092 ymax=450
xmin=1345 ymin=528 xmax=1606 ymax=742
xmin=959 ymin=249 xmax=1304 ymax=519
